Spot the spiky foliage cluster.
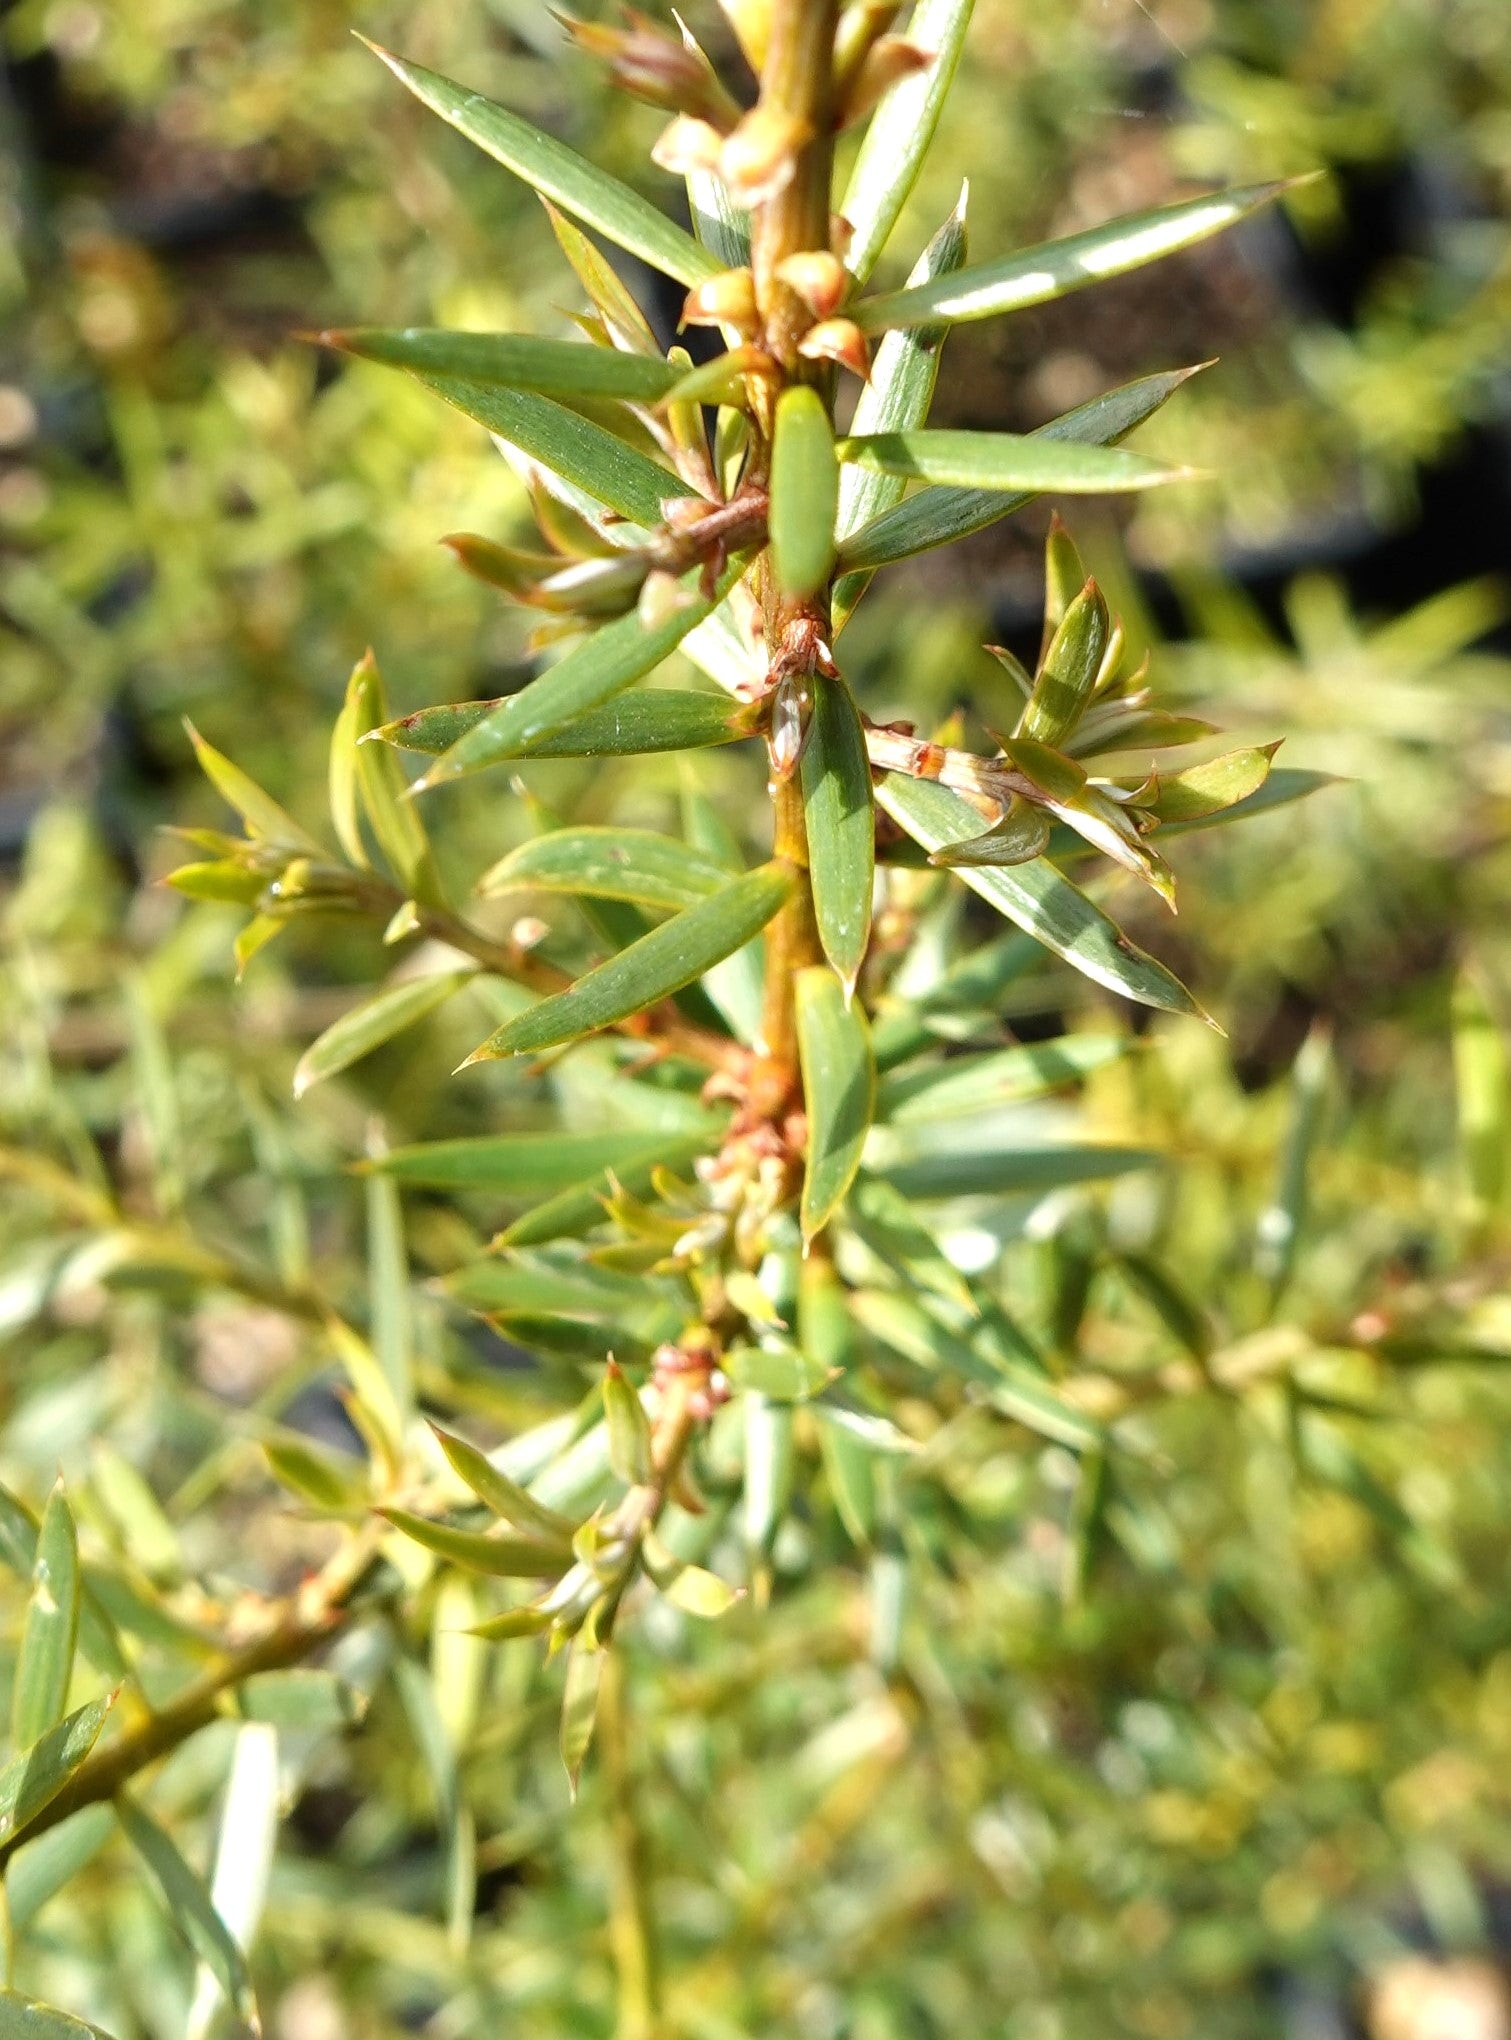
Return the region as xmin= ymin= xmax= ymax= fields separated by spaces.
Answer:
xmin=7 ymin=5 xmax=1439 ymax=2033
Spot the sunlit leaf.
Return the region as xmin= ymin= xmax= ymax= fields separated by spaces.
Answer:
xmin=430 ymin=1426 xmax=578 ymax=1542
xmin=378 ymin=688 xmax=755 ymax=761
xmin=185 ymin=1723 xmax=279 ymax=2040
xmin=853 ymin=181 xmax=1298 ymax=330
xmin=0 ymin=1693 xmax=116 ymax=1849
xmin=724 ymin=1343 xmax=836 ymax=1402
xmin=838 ymin=366 xmax=1205 ymax=571
xmin=185 ymin=723 xmax=323 ymax=855
xmin=11 ymin=1487 xmax=80 ymax=1750
xmin=836 ymin=427 xmax=1187 ymax=494
xmin=292 ymin=971 xmax=474 ymax=1099
xmin=1136 ymin=744 xmax=1279 ymax=823
xmin=415 ymin=561 xmax=747 ymax=787
xmin=478 ymin=828 xmax=731 ymax=911
xmin=604 ymin=1363 xmax=654 ymax=1487
xmin=465 ymin=861 xmax=794 ymax=1060
xmin=416 ymin=375 xmax=678 ymax=527
xmin=559 ymin=1637 xmax=604 ymax=1798
xmin=801 ymin=673 xmax=874 ymax=993
xmin=797 ymin=966 xmax=876 ymax=1243
xmin=322 ymin=327 xmax=678 ymax=401
xmin=361 ymin=42 xmax=719 ymax=287
xmin=842 ymin=0 xmax=975 ymax=286
xmin=1020 ymin=580 xmax=1110 ymax=746
xmin=770 ymin=386 xmax=839 ymax=600
xmin=379 ymin=1509 xmax=568 ymax=1577
xmin=877 ymin=772 xmax=1205 ymax=1017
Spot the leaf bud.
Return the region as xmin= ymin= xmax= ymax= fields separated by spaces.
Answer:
xmin=836 ymin=37 xmax=934 ymax=130
xmin=681 ymin=266 xmax=760 ymax=334
xmin=796 ymin=317 xmax=871 ymax=380
xmin=719 ymin=106 xmax=811 ymax=207
xmin=652 ymin=114 xmax=724 ymax=176
xmin=530 ymin=552 xmax=649 ymax=618
xmin=557 ymin=10 xmax=739 ymax=128
xmin=773 ymin=250 xmax=848 ymax=320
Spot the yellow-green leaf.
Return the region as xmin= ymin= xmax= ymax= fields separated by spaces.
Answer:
xmin=11 ymin=1487 xmax=80 ymax=1749
xmin=770 ymin=386 xmax=838 ymax=600
xmin=801 ymin=672 xmax=874 ymax=994
xmin=796 ymin=966 xmax=876 ymax=1244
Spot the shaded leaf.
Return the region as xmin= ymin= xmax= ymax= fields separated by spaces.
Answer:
xmin=230 ymin=1672 xmax=367 ymax=1732
xmin=796 ymin=966 xmax=876 ymax=1243
xmin=560 ymin=1637 xmax=604 ymax=1798
xmin=465 ymin=861 xmax=794 ymax=1060
xmin=724 ymin=1343 xmax=835 ymax=1402
xmin=362 ymin=42 xmax=718 ymax=287
xmin=1021 ymin=581 xmax=1110 ymax=746
xmin=369 ymin=1129 xmax=708 ymax=1194
xmin=0 ymin=1992 xmax=117 ymax=2038
xmin=116 ymin=1795 xmax=257 ymax=2028
xmin=879 ymin=1035 xmax=1128 ymax=1121
xmin=853 ymin=180 xmax=1297 ymax=330
xmin=875 ymin=1138 xmax=1154 ymax=1202
xmin=604 ymin=1364 xmax=654 ymax=1487
xmin=801 ymin=672 xmax=874 ymax=992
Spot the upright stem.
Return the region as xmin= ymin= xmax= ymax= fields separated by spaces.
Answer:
xmin=750 ymin=0 xmax=840 ymax=1096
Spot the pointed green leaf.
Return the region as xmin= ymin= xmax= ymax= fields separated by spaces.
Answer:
xmin=853 ymin=181 xmax=1297 ymax=330
xmin=559 ymin=1637 xmax=604 ymax=1798
xmin=842 ymin=0 xmax=976 ymax=287
xmin=478 ymin=828 xmax=731 ymax=911
xmin=116 ymin=1795 xmax=257 ymax=2027
xmin=1021 ymin=581 xmax=1111 ymax=746
xmin=879 ymin=1035 xmax=1128 ymax=1120
xmin=544 ymin=200 xmax=663 ymax=354
xmin=844 ymin=1172 xmax=976 ymax=1313
xmin=430 ymin=1426 xmax=577 ymax=1542
xmin=378 ymin=687 xmax=755 ymax=760
xmin=927 ymin=798 xmax=1050 ymax=868
xmin=323 ymin=328 xmax=678 ymax=402
xmin=467 ymin=861 xmax=794 ymax=1060
xmin=345 ymin=652 xmax=442 ymax=902
xmin=1137 ymin=744 xmax=1279 ymax=823
xmin=264 ymin=1436 xmax=365 ymax=1513
xmin=660 ymin=1563 xmax=741 ymax=1619
xmin=372 ymin=1129 xmax=711 ymax=1196
xmin=185 ymin=723 xmax=323 ymax=855
xmin=836 ymin=428 xmax=1186 ymax=495
xmin=0 ymin=1992 xmax=117 ymax=2038
xmin=875 ymin=771 xmax=1205 ymax=1019
xmin=1067 ymin=709 xmax=1220 ymax=758
xmin=838 ymin=366 xmax=1205 ymax=572
xmin=724 ymin=1344 xmax=835 ymax=1402
xmin=0 ymin=1693 xmax=116 ymax=1848
xmin=416 ymin=375 xmax=677 ymax=527
xmin=850 ymin=1290 xmax=1103 ymax=1450
xmin=770 ymin=386 xmax=838 ymax=600
xmin=796 ymin=966 xmax=876 ymax=1243
xmin=801 ymin=673 xmax=874 ymax=991
xmin=679 ymin=787 xmax=765 ymax=1045
xmin=379 ymin=1509 xmax=567 ymax=1577
xmin=292 ymin=971 xmax=472 ymax=1099
xmin=875 ymin=1139 xmax=1154 ymax=1202
xmin=416 ymin=560 xmax=746 ymax=787
xmin=12 ymin=1488 xmax=80 ymax=1749
xmin=362 ymin=43 xmax=718 ymax=287
xmin=495 ymin=1132 xmax=716 ymax=1247
xmin=604 ymin=1364 xmax=654 ymax=1487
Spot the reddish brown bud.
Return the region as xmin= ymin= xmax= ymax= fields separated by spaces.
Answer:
xmin=837 ymin=38 xmax=935 ymax=130
xmin=796 ymin=317 xmax=871 ymax=380
xmin=557 ymin=10 xmax=739 ymax=127
xmin=681 ymin=266 xmax=760 ymax=334
xmin=719 ymin=105 xmax=812 ymax=206
xmin=773 ymin=250 xmax=848 ymax=320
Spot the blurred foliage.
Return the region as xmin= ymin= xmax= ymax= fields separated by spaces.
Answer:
xmin=2 ymin=4 xmax=1510 ymax=2039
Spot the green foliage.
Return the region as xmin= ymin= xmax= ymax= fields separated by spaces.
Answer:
xmin=3 ymin=4 xmax=1510 ymax=2038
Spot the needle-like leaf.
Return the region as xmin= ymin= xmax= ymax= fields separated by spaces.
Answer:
xmin=465 ymin=861 xmax=795 ymax=1060
xmin=292 ymin=972 xmax=474 ymax=1099
xmin=377 ymin=688 xmax=756 ymax=761
xmin=801 ymin=672 xmax=875 ymax=993
xmin=797 ymin=966 xmax=877 ymax=1243
xmin=876 ymin=771 xmax=1208 ymax=1020
xmin=852 ymin=180 xmax=1299 ymax=330
xmin=836 ymin=428 xmax=1188 ymax=494
xmin=842 ymin=0 xmax=976 ymax=286
xmin=361 ymin=42 xmax=719 ymax=287
xmin=838 ymin=365 xmax=1207 ymax=572
xmin=317 ymin=329 xmax=680 ymax=402
xmin=477 ymin=828 xmax=731 ymax=911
